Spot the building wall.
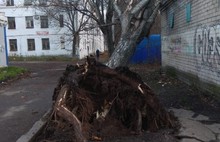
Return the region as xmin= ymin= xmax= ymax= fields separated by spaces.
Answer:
xmin=161 ymin=0 xmax=220 ymax=94
xmin=0 ymin=0 xmax=104 ymax=59
xmin=0 ymin=13 xmax=7 ymax=67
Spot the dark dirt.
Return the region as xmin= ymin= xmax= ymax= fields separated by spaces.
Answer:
xmin=2 ymin=61 xmax=220 ymax=142
xmin=130 ymin=64 xmax=220 ymax=123
xmin=34 ymin=59 xmax=179 ymax=142
xmin=34 ymin=62 xmax=220 ymax=142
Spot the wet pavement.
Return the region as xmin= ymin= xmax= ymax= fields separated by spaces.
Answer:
xmin=0 ymin=61 xmax=72 ymax=142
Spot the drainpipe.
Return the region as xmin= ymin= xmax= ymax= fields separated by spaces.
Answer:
xmin=4 ymin=26 xmax=8 ymax=66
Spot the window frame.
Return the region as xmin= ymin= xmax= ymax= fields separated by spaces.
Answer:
xmin=24 ymin=0 xmax=34 ymax=6
xmin=169 ymin=12 xmax=174 ymax=28
xmin=8 ymin=17 xmax=16 ymax=29
xmin=25 ymin=16 xmax=34 ymax=29
xmin=40 ymin=16 xmax=48 ymax=28
xmin=59 ymin=15 xmax=64 ymax=27
xmin=27 ymin=39 xmax=35 ymax=51
xmin=6 ymin=0 xmax=14 ymax=6
xmin=39 ymin=0 xmax=47 ymax=6
xmin=42 ymin=38 xmax=50 ymax=50
xmin=9 ymin=39 xmax=17 ymax=51
xmin=186 ymin=3 xmax=191 ymax=23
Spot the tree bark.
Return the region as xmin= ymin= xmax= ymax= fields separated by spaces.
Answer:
xmin=72 ymin=32 xmax=80 ymax=57
xmin=106 ymin=34 xmax=136 ymax=68
xmin=106 ymin=0 xmax=161 ymax=68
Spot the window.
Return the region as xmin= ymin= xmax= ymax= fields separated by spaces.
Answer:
xmin=42 ymin=38 xmax=50 ymax=50
xmin=8 ymin=17 xmax=16 ymax=29
xmin=39 ymin=0 xmax=47 ymax=5
xmin=24 ymin=0 xmax=34 ymax=6
xmin=169 ymin=12 xmax=174 ymax=28
xmin=60 ymin=36 xmax=65 ymax=49
xmin=25 ymin=16 xmax=34 ymax=28
xmin=59 ymin=15 xmax=64 ymax=27
xmin=186 ymin=3 xmax=191 ymax=23
xmin=27 ymin=39 xmax=35 ymax=51
xmin=6 ymin=0 xmax=14 ymax=6
xmin=40 ymin=16 xmax=48 ymax=28
xmin=9 ymin=39 xmax=17 ymax=51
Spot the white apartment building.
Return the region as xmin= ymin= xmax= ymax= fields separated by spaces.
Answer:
xmin=0 ymin=0 xmax=105 ymax=59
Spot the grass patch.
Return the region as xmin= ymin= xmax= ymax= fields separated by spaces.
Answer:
xmin=0 ymin=66 xmax=28 ymax=82
xmin=9 ymin=55 xmax=78 ymax=62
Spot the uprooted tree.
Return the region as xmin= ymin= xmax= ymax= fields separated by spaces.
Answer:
xmin=34 ymin=0 xmax=161 ymax=68
xmin=77 ymin=0 xmax=161 ymax=68
xmin=31 ymin=1 xmax=180 ymax=142
xmin=35 ymin=58 xmax=179 ymax=142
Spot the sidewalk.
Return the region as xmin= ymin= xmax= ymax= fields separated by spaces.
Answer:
xmin=172 ymin=108 xmax=220 ymax=142
xmin=0 ymin=61 xmax=70 ymax=142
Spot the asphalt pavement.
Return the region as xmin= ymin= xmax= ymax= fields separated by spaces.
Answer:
xmin=0 ymin=61 xmax=71 ymax=142
xmin=1 ymin=61 xmax=220 ymax=142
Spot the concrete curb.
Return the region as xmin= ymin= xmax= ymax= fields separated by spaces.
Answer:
xmin=16 ymin=109 xmax=52 ymax=142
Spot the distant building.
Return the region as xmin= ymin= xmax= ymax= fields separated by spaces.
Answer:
xmin=161 ymin=0 xmax=220 ymax=95
xmin=0 ymin=0 xmax=104 ymax=59
xmin=0 ymin=12 xmax=7 ymax=67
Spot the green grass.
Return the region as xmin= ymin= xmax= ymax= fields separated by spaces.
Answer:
xmin=0 ymin=66 xmax=28 ymax=82
xmin=8 ymin=55 xmax=78 ymax=62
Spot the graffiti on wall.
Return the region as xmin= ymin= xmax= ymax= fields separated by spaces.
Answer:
xmin=194 ymin=23 xmax=220 ymax=75
xmin=168 ymin=36 xmax=182 ymax=53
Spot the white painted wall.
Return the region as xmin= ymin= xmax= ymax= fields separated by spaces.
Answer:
xmin=0 ymin=0 xmax=105 ymax=59
xmin=0 ymin=12 xmax=7 ymax=67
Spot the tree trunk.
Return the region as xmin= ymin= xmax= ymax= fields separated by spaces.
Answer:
xmin=72 ymin=33 xmax=80 ymax=57
xmin=106 ymin=34 xmax=136 ymax=68
xmin=106 ymin=1 xmax=161 ymax=68
xmin=103 ymin=30 xmax=114 ymax=56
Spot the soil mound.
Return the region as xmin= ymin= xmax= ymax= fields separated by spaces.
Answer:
xmin=34 ymin=57 xmax=179 ymax=142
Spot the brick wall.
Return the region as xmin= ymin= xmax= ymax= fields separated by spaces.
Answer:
xmin=161 ymin=0 xmax=220 ymax=95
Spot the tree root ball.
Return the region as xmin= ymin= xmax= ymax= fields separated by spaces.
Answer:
xmin=38 ymin=57 xmax=179 ymax=142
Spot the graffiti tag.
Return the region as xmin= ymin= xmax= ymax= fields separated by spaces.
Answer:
xmin=194 ymin=23 xmax=220 ymax=74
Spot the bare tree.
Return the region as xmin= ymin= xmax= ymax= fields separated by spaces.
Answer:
xmin=73 ymin=0 xmax=115 ymax=56
xmin=76 ymin=0 xmax=161 ymax=68
xmin=33 ymin=0 xmax=90 ymax=57
xmin=106 ymin=0 xmax=161 ymax=68
xmin=34 ymin=0 xmax=161 ymax=67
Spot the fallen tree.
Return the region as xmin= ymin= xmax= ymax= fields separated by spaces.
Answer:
xmin=35 ymin=57 xmax=179 ymax=142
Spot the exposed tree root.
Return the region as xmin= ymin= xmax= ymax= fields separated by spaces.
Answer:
xmin=39 ymin=57 xmax=179 ymax=141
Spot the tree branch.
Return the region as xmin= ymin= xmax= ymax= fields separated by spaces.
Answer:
xmin=113 ymin=0 xmax=122 ymax=17
xmin=131 ymin=0 xmax=150 ymax=15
